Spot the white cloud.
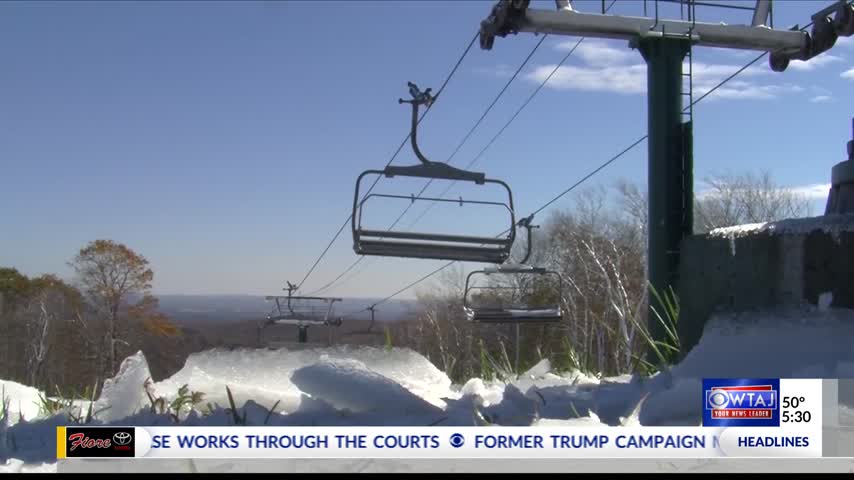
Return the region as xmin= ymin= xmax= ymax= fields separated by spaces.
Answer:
xmin=689 ymin=62 xmax=771 ymax=80
xmin=525 ymin=36 xmax=820 ymax=100
xmin=526 ymin=63 xmax=647 ymax=94
xmin=787 ymin=53 xmax=844 ymax=71
xmin=696 ymin=183 xmax=831 ymax=201
xmin=789 ymin=183 xmax=832 ymax=199
xmin=842 ymin=67 xmax=854 ymax=80
xmin=692 ymin=80 xmax=803 ymax=101
xmin=836 ymin=36 xmax=854 ymax=48
xmin=473 ymin=64 xmax=516 ymax=78
xmin=528 ymin=58 xmax=800 ymax=100
xmin=556 ymin=39 xmax=635 ymax=67
xmin=810 ymin=95 xmax=833 ymax=103
xmin=722 ymin=49 xmax=763 ymax=59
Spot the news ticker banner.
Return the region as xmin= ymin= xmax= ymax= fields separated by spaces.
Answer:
xmin=56 ymin=378 xmax=829 ymax=460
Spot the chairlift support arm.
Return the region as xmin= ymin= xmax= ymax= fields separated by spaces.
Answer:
xmin=481 ymin=1 xmax=807 ymax=52
xmin=480 ymin=0 xmax=854 ymax=71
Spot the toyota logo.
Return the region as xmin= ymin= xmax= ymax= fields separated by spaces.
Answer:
xmin=113 ymin=431 xmax=132 ymax=446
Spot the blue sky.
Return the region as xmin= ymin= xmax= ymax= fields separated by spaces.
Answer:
xmin=1 ymin=0 xmax=852 ymax=300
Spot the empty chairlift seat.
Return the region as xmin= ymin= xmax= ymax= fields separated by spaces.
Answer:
xmin=463 ymin=265 xmax=564 ymax=324
xmin=351 ymin=82 xmax=517 ymax=264
xmin=352 ymin=164 xmax=516 ymax=263
xmin=264 ymin=294 xmax=343 ymax=327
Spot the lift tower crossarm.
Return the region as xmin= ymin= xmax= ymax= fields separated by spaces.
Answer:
xmin=481 ymin=4 xmax=808 ymax=55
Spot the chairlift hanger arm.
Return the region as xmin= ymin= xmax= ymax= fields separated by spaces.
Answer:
xmin=515 ymin=213 xmax=539 ymax=265
xmin=399 ymin=82 xmax=435 ymax=167
xmin=388 ymin=82 xmax=488 ymax=184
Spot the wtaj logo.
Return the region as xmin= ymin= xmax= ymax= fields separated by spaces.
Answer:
xmin=702 ymin=378 xmax=780 ymax=427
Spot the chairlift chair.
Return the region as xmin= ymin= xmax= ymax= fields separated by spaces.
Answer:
xmin=260 ymin=282 xmax=343 ymax=344
xmin=463 ymin=216 xmax=564 ymax=324
xmin=352 ymin=82 xmax=517 ymax=264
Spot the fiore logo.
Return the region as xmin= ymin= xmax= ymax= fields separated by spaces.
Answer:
xmin=702 ymin=378 xmax=780 ymax=427
xmin=60 ymin=427 xmax=136 ymax=458
xmin=113 ymin=431 xmax=133 ymax=446
xmin=68 ymin=432 xmax=111 ymax=451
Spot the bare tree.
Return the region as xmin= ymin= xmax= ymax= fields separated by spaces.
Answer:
xmin=23 ymin=275 xmax=83 ymax=388
xmin=694 ymin=170 xmax=814 ymax=233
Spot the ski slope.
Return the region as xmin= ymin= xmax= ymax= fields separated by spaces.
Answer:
xmin=2 ymin=303 xmax=854 ymax=472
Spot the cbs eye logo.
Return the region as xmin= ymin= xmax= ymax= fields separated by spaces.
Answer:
xmin=707 ymin=389 xmax=730 ymax=410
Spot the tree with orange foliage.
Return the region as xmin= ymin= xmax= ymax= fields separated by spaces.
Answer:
xmin=69 ymin=240 xmax=178 ymax=378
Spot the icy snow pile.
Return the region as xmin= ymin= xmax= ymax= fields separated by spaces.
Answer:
xmin=152 ymin=346 xmax=454 ymax=415
xmin=3 ymin=302 xmax=854 ymax=468
xmin=290 ymin=358 xmax=445 ymax=416
xmin=94 ymin=351 xmax=154 ymax=422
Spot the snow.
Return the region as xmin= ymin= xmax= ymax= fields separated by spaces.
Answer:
xmin=94 ymin=351 xmax=152 ymax=422
xmin=672 ymin=306 xmax=854 ymax=380
xmin=709 ymin=213 xmax=854 ymax=239
xmin=3 ymin=303 xmax=854 ymax=470
xmin=0 ymin=459 xmax=56 ymax=473
xmin=289 ymin=358 xmax=445 ymax=415
xmin=0 ymin=380 xmax=44 ymax=425
xmin=152 ymin=345 xmax=454 ymax=416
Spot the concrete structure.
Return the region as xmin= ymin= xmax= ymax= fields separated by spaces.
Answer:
xmin=678 ymin=215 xmax=854 ymax=355
xmin=677 ymin=120 xmax=854 ymax=355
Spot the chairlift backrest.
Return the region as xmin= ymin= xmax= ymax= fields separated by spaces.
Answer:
xmin=351 ymin=82 xmax=517 ymax=264
xmin=264 ymin=294 xmax=343 ymax=327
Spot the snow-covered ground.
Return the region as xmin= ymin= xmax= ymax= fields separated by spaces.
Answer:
xmin=3 ymin=303 xmax=854 ymax=472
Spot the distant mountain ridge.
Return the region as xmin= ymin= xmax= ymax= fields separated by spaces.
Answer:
xmin=146 ymin=294 xmax=419 ymax=325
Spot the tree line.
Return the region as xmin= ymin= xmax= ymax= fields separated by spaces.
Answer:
xmin=1 ymin=240 xmax=180 ymax=396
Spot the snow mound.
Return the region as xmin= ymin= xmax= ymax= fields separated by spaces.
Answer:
xmin=532 ymin=411 xmax=606 ymax=427
xmin=94 ymin=351 xmax=152 ymax=422
xmin=674 ymin=307 xmax=854 ymax=379
xmin=290 ymin=358 xmax=444 ymax=415
xmin=639 ymin=378 xmax=703 ymax=426
xmin=153 ymin=346 xmax=453 ymax=413
xmin=0 ymin=380 xmax=44 ymax=425
xmin=0 ymin=459 xmax=56 ymax=473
